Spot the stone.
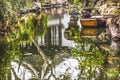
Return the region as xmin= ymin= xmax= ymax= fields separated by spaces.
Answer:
xmin=109 ymin=0 xmax=120 ymax=3
xmin=117 ymin=3 xmax=120 ymax=8
xmin=108 ymin=2 xmax=117 ymax=6
xmin=106 ymin=18 xmax=112 ymax=27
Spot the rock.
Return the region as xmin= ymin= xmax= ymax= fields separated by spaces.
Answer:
xmin=116 ymin=16 xmax=120 ymax=29
xmin=98 ymin=4 xmax=108 ymax=15
xmin=32 ymin=2 xmax=41 ymax=9
xmin=81 ymin=8 xmax=91 ymax=18
xmin=91 ymin=8 xmax=100 ymax=16
xmin=108 ymin=16 xmax=120 ymax=41
xmin=117 ymin=3 xmax=120 ymax=8
xmin=109 ymin=0 xmax=120 ymax=3
xmin=107 ymin=7 xmax=115 ymax=13
xmin=106 ymin=18 xmax=112 ymax=27
xmin=108 ymin=2 xmax=117 ymax=6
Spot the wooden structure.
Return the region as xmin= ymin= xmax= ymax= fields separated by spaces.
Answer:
xmin=81 ymin=28 xmax=97 ymax=36
xmin=80 ymin=18 xmax=106 ymax=27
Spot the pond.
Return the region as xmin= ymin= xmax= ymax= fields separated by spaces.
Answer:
xmin=0 ymin=7 xmax=120 ymax=80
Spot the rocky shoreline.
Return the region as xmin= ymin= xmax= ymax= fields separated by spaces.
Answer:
xmin=81 ymin=0 xmax=120 ymax=41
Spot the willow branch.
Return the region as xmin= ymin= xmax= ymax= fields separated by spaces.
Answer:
xmin=30 ymin=36 xmax=49 ymax=79
xmin=30 ymin=36 xmax=48 ymax=62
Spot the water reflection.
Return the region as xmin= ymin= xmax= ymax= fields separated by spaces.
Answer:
xmin=64 ymin=16 xmax=80 ymax=40
xmin=11 ymin=61 xmax=38 ymax=80
xmin=38 ymin=8 xmax=81 ymax=47
xmin=43 ymin=7 xmax=67 ymax=16
xmin=45 ymin=58 xmax=80 ymax=80
xmin=81 ymin=28 xmax=97 ymax=36
xmin=0 ymin=7 xmax=120 ymax=80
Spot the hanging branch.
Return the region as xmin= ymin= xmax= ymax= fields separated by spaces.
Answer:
xmin=30 ymin=36 xmax=47 ymax=62
xmin=30 ymin=36 xmax=49 ymax=80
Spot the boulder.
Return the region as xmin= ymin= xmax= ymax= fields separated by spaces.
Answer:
xmin=108 ymin=16 xmax=120 ymax=41
xmin=117 ymin=2 xmax=120 ymax=8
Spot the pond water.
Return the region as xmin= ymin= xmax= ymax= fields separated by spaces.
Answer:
xmin=0 ymin=7 xmax=120 ymax=80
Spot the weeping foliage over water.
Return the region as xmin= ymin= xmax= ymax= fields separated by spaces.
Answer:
xmin=7 ymin=13 xmax=47 ymax=46
xmin=0 ymin=11 xmax=48 ymax=80
xmin=0 ymin=0 xmax=120 ymax=80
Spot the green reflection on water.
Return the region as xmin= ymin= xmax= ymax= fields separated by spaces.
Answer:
xmin=68 ymin=27 xmax=120 ymax=79
xmin=71 ymin=38 xmax=105 ymax=78
xmin=0 ymin=11 xmax=48 ymax=79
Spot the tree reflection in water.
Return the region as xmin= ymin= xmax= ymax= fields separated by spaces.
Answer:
xmin=0 ymin=12 xmax=48 ymax=80
xmin=0 ymin=7 xmax=120 ymax=80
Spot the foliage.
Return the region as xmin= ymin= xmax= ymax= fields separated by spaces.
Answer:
xmin=7 ymin=12 xmax=48 ymax=47
xmin=73 ymin=0 xmax=80 ymax=5
xmin=40 ymin=0 xmax=46 ymax=3
xmin=0 ymin=0 xmax=33 ymax=26
xmin=71 ymin=38 xmax=105 ymax=77
xmin=0 ymin=0 xmax=48 ymax=79
xmin=69 ymin=0 xmax=97 ymax=10
xmin=64 ymin=22 xmax=80 ymax=40
xmin=0 ymin=2 xmax=13 ymax=24
xmin=72 ymin=38 xmax=105 ymax=66
xmin=7 ymin=13 xmax=35 ymax=45
xmin=34 ymin=13 xmax=47 ymax=36
xmin=0 ymin=12 xmax=48 ymax=80
xmin=0 ymin=38 xmax=22 ymax=80
xmin=104 ymin=67 xmax=120 ymax=79
xmin=0 ymin=13 xmax=45 ymax=80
